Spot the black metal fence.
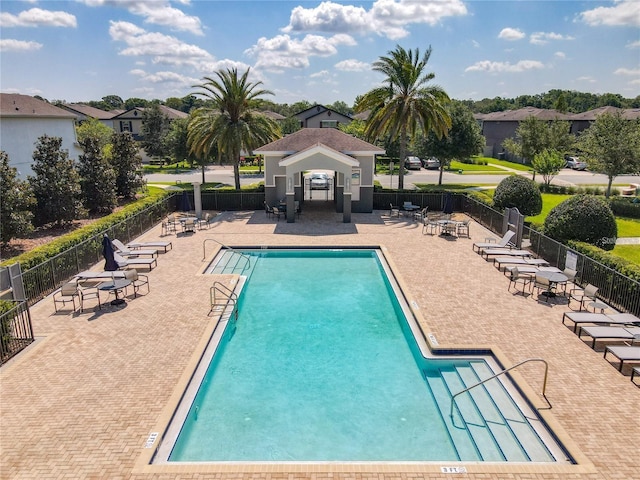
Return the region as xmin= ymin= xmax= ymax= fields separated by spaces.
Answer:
xmin=463 ymin=196 xmax=640 ymax=317
xmin=0 ymin=301 xmax=33 ymax=366
xmin=372 ymin=191 xmax=464 ymax=212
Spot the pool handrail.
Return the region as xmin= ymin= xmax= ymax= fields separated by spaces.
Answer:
xmin=449 ymin=357 xmax=551 ymax=422
xmin=202 ymin=238 xmax=251 ymax=274
xmin=210 ymin=281 xmax=238 ymax=321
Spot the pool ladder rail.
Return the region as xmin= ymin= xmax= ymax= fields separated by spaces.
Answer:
xmin=209 ymin=281 xmax=238 ymax=322
xmin=449 ymin=357 xmax=552 ymax=425
xmin=202 ymin=239 xmax=252 ymax=275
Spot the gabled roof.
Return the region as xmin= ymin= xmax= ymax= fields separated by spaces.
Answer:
xmin=0 ymin=93 xmax=76 ymax=119
xmin=480 ymin=107 xmax=573 ymax=121
xmin=59 ymin=103 xmax=115 ymax=120
xmin=254 ymin=128 xmax=384 ymax=155
xmin=571 ymin=106 xmax=640 ymax=120
xmin=261 ymin=110 xmax=286 ymax=120
xmin=279 ymin=143 xmax=360 ymax=168
xmin=111 ymin=105 xmax=188 ymax=120
xmin=294 ymin=104 xmax=353 ymax=121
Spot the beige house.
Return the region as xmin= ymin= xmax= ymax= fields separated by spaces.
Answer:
xmin=255 ymin=128 xmax=384 ymax=223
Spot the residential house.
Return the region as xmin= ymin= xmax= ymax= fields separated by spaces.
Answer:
xmin=294 ymin=105 xmax=353 ymax=129
xmin=0 ymin=93 xmax=82 ymax=179
xmin=569 ymin=106 xmax=640 ymax=135
xmin=111 ymin=105 xmax=188 ymax=140
xmin=57 ymin=103 xmax=118 ymax=129
xmin=254 ymin=128 xmax=384 ymax=223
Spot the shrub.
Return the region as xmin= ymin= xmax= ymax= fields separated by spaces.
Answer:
xmin=609 ymin=197 xmax=640 ymax=219
xmin=492 ymin=175 xmax=542 ymax=216
xmin=544 ymin=194 xmax=617 ymax=250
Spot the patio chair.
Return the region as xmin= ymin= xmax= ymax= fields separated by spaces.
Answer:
xmin=272 ymin=207 xmax=282 ymax=220
xmin=507 ymin=267 xmax=532 ymax=295
xmin=77 ymin=280 xmax=102 ymax=313
xmin=53 ymin=282 xmax=79 ymax=313
xmin=559 ymin=268 xmax=577 ymax=295
xmin=264 ymin=202 xmax=273 ymax=218
xmin=569 ymin=283 xmax=598 ymax=311
xmin=197 ymin=213 xmax=211 ymax=230
xmin=114 ymin=252 xmax=157 ymax=271
xmin=414 ymin=207 xmax=427 ymax=222
xmin=182 ymin=218 xmax=196 ymax=233
xmin=472 ymin=230 xmax=516 ymax=252
xmin=112 ymin=239 xmax=157 ymax=258
xmin=389 ymin=203 xmax=400 ymax=218
xmin=123 ymin=269 xmax=149 ymax=298
xmin=532 ymin=275 xmax=552 ymax=302
xmin=456 ymin=219 xmax=471 ymax=238
xmin=165 ymin=215 xmax=177 ymax=233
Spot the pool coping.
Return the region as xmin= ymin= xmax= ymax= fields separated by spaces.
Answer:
xmin=133 ymin=244 xmax=595 ymax=476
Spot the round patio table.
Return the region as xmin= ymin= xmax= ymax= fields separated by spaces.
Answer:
xmin=99 ymin=278 xmax=132 ymax=306
xmin=535 ymin=271 xmax=568 ymax=298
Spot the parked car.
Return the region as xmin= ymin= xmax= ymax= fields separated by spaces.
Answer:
xmin=309 ymin=172 xmax=330 ymax=189
xmin=423 ymin=157 xmax=441 ymax=170
xmin=404 ymin=156 xmax=422 ymax=170
xmin=565 ymin=156 xmax=587 ymax=170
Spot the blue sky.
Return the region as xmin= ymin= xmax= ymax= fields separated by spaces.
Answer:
xmin=1 ymin=0 xmax=639 ymax=106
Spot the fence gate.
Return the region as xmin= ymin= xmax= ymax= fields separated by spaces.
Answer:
xmin=503 ymin=207 xmax=524 ymax=248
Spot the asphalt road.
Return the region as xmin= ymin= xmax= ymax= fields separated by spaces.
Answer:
xmin=145 ymin=165 xmax=639 ymax=189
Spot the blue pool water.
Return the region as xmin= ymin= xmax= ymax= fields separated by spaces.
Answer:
xmin=163 ymin=249 xmax=564 ymax=463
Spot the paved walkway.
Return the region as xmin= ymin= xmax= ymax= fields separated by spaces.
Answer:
xmin=2 ymin=205 xmax=639 ymax=480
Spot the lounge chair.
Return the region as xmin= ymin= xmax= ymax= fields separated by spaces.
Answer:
xmin=127 ymin=240 xmax=172 ymax=253
xmin=481 ymin=248 xmax=533 ymax=260
xmin=472 ymin=230 xmax=515 ymax=252
xmin=112 ymin=239 xmax=157 ymax=258
xmin=114 ymin=252 xmax=157 ymax=271
xmin=502 ymin=265 xmax=561 ymax=276
xmin=604 ymin=345 xmax=640 ymax=371
xmin=493 ymin=256 xmax=549 ymax=271
xmin=561 ymin=311 xmax=638 ymax=333
xmin=76 ymin=270 xmax=127 ymax=280
xmin=578 ymin=325 xmax=640 ymax=349
xmin=632 ymin=366 xmax=640 ymax=386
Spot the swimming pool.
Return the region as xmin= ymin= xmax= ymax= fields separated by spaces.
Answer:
xmin=152 ymin=248 xmax=570 ymax=464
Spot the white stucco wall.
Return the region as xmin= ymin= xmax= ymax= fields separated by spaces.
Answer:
xmin=0 ymin=117 xmax=81 ymax=179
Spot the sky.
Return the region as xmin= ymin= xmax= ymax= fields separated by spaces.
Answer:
xmin=1 ymin=0 xmax=639 ymax=107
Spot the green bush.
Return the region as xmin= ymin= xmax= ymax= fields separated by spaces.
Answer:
xmin=609 ymin=197 xmax=640 ymax=219
xmin=544 ymin=194 xmax=617 ymax=250
xmin=569 ymin=241 xmax=640 ymax=281
xmin=492 ymin=176 xmax=542 ymax=216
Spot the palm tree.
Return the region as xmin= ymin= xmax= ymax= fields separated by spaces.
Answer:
xmin=188 ymin=68 xmax=281 ymax=189
xmin=355 ymin=45 xmax=451 ymax=189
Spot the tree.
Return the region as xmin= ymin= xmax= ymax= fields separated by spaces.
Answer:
xmin=578 ymin=112 xmax=640 ymax=198
xmin=77 ymin=136 xmax=117 ymax=214
xmin=76 ymin=117 xmax=112 ymax=151
xmin=281 ymin=116 xmax=302 ymax=135
xmin=166 ymin=117 xmax=212 ymax=183
xmin=28 ymin=135 xmax=83 ymax=227
xmin=492 ymin=175 xmax=542 ymax=216
xmin=101 ymin=95 xmax=124 ymax=110
xmin=140 ymin=103 xmax=171 ymax=158
xmin=189 ymin=67 xmax=282 ymax=190
xmin=544 ymin=194 xmax=617 ymax=250
xmin=328 ymin=100 xmax=352 ymax=116
xmin=531 ymin=149 xmax=566 ymax=186
xmin=0 ymin=151 xmax=35 ymax=244
xmin=355 ymin=45 xmax=451 ymax=189
xmin=110 ymin=132 xmax=143 ymax=199
xmin=415 ymin=101 xmax=484 ymax=185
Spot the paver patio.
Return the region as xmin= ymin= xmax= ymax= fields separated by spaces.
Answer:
xmin=1 ymin=204 xmax=639 ymax=480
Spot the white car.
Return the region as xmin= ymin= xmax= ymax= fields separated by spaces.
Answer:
xmin=423 ymin=157 xmax=441 ymax=170
xmin=309 ymin=172 xmax=329 ymax=189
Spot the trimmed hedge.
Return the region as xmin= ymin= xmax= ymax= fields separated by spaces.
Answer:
xmin=569 ymin=240 xmax=640 ymax=281
xmin=0 ymin=190 xmax=174 ymax=271
xmin=609 ymin=197 xmax=640 ymax=219
xmin=493 ymin=176 xmax=542 ymax=216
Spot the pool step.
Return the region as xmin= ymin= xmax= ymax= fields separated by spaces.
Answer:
xmin=425 ymin=361 xmax=554 ymax=462
xmin=210 ymin=250 xmax=253 ymax=275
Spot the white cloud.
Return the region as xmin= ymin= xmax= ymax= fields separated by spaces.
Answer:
xmin=471 ymin=39 xmax=480 ymax=48
xmin=579 ymin=0 xmax=640 ymax=27
xmin=465 ymin=60 xmax=545 ymax=73
xmin=310 ymin=70 xmax=330 ymax=78
xmin=498 ymin=27 xmax=525 ymax=41
xmin=283 ymin=0 xmax=467 ymax=40
xmin=245 ymin=33 xmax=356 ymax=72
xmin=109 ymin=21 xmax=212 ymax=68
xmin=630 ymin=78 xmax=640 ymax=85
xmin=627 ymin=40 xmax=640 ymax=48
xmin=530 ymin=31 xmax=574 ymax=45
xmin=577 ymin=76 xmax=596 ymax=83
xmin=130 ymin=69 xmax=200 ymax=85
xmin=554 ymin=51 xmax=566 ymax=59
xmin=614 ymin=67 xmax=640 ymax=76
xmin=0 ymin=38 xmax=43 ymax=52
xmin=334 ymin=59 xmax=369 ymax=71
xmin=0 ymin=7 xmax=76 ymax=28
xmin=81 ymin=0 xmax=203 ymax=35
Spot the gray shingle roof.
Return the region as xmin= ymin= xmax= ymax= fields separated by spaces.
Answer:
xmin=60 ymin=103 xmax=116 ymax=119
xmin=0 ymin=93 xmax=76 ymax=118
xmin=254 ymin=128 xmax=384 ymax=154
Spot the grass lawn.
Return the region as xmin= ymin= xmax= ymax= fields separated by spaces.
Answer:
xmin=611 ymin=245 xmax=640 ymax=264
xmin=483 ymin=157 xmax=534 ymax=172
xmin=449 ymin=160 xmax=505 ymax=173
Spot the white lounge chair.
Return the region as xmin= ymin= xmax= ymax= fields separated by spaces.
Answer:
xmin=493 ymin=256 xmax=549 ymax=271
xmin=578 ymin=325 xmax=640 ymax=349
xmin=127 ymin=240 xmax=172 ymax=253
xmin=604 ymin=345 xmax=640 ymax=372
xmin=472 ymin=230 xmax=515 ymax=252
xmin=114 ymin=252 xmax=157 ymax=270
xmin=481 ymin=248 xmax=532 ymax=260
xmin=562 ymin=311 xmax=640 ymax=333
xmin=112 ymin=239 xmax=157 ymax=258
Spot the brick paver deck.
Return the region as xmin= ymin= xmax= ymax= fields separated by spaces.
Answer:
xmin=2 ymin=205 xmax=639 ymax=480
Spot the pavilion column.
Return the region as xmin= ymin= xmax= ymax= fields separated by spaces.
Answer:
xmin=286 ymin=174 xmax=296 ymax=223
xmin=192 ymin=182 xmax=203 ymax=219
xmin=342 ymin=175 xmax=351 ymax=223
